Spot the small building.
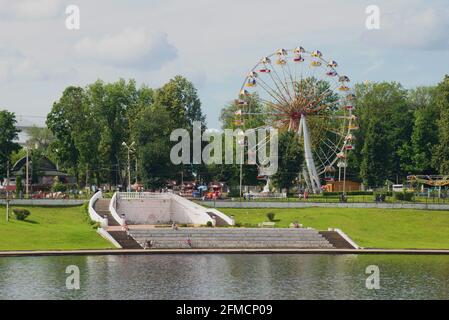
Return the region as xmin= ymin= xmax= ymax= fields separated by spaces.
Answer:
xmin=7 ymin=156 xmax=75 ymax=191
xmin=325 ymin=180 xmax=362 ymax=192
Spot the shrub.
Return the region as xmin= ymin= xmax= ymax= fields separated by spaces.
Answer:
xmin=373 ymin=192 xmax=388 ymax=202
xmin=52 ymin=182 xmax=67 ymax=193
xmin=206 ymin=221 xmax=213 ymax=227
xmin=394 ymin=192 xmax=414 ymax=202
xmin=266 ymin=212 xmax=276 ymax=221
xmin=323 ymin=191 xmax=373 ymax=196
xmin=13 ymin=208 xmax=31 ymax=221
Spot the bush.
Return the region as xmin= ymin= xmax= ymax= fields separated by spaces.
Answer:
xmin=13 ymin=208 xmax=31 ymax=221
xmin=394 ymin=192 xmax=414 ymax=202
xmin=323 ymin=191 xmax=373 ymax=197
xmin=206 ymin=221 xmax=213 ymax=227
xmin=373 ymin=192 xmax=389 ymax=202
xmin=266 ymin=212 xmax=276 ymax=222
xmin=52 ymin=182 xmax=67 ymax=193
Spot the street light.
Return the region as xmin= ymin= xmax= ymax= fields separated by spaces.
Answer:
xmin=237 ymin=132 xmax=245 ymax=200
xmin=122 ymin=141 xmax=135 ymax=192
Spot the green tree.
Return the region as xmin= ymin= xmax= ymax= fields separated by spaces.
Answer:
xmin=360 ymin=117 xmax=391 ymax=187
xmin=0 ymin=110 xmax=21 ymax=179
xmin=88 ymin=79 xmax=139 ymax=186
xmin=47 ymin=87 xmax=82 ymax=181
xmin=432 ymin=75 xmax=449 ymax=173
xmin=271 ymin=131 xmax=304 ymax=193
xmin=25 ymin=125 xmax=54 ymax=154
xmin=134 ymin=104 xmax=174 ymax=189
xmin=407 ymin=87 xmax=439 ymax=174
xmin=353 ymin=82 xmax=412 ymax=185
xmin=15 ymin=175 xmax=23 ymax=198
xmin=154 ymin=75 xmax=205 ymax=128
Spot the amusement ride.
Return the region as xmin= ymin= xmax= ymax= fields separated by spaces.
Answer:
xmin=235 ymin=46 xmax=358 ymax=194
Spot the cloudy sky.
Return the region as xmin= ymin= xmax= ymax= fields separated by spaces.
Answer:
xmin=1 ymin=0 xmax=448 ymax=128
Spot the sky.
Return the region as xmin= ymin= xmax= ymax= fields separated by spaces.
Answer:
xmin=1 ymin=0 xmax=449 ymax=129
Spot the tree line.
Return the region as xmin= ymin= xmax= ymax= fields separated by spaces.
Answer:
xmin=1 ymin=74 xmax=448 ymax=192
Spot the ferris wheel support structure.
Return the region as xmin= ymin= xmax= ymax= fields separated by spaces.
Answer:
xmin=298 ymin=114 xmax=321 ymax=193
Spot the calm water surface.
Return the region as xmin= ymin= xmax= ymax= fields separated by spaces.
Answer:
xmin=1 ymin=254 xmax=449 ymax=300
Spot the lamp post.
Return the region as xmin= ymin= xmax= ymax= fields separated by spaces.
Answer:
xmin=6 ymin=160 xmax=10 ymax=222
xmin=122 ymin=141 xmax=135 ymax=192
xmin=237 ymin=132 xmax=245 ymax=200
xmin=26 ymin=146 xmax=29 ymax=197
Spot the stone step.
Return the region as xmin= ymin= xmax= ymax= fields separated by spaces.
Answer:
xmin=142 ymin=241 xmax=333 ymax=249
xmin=130 ymin=231 xmax=325 ymax=240
xmin=108 ymin=231 xmax=142 ymax=249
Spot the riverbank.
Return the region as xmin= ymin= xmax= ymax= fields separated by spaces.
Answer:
xmin=3 ymin=248 xmax=449 ymax=257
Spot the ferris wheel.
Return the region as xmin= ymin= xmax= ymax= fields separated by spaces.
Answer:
xmin=235 ymin=46 xmax=358 ymax=193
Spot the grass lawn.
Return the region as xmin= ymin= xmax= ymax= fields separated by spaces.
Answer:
xmin=0 ymin=205 xmax=113 ymax=251
xmin=220 ymin=207 xmax=449 ymax=249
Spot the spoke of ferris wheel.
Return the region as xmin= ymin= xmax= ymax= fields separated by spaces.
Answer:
xmin=302 ymin=88 xmax=334 ymax=111
xmin=314 ymin=145 xmax=329 ymax=171
xmin=282 ymin=63 xmax=297 ymax=100
xmin=318 ymin=144 xmax=334 ymax=168
xmin=268 ymin=62 xmax=294 ymax=101
xmin=312 ymin=114 xmax=353 ymax=120
xmin=258 ymin=61 xmax=289 ymax=103
xmin=325 ymin=136 xmax=343 ymax=151
xmin=257 ymin=77 xmax=289 ymax=105
xmin=257 ymin=74 xmax=290 ymax=104
xmin=321 ymin=138 xmax=340 ymax=157
xmin=248 ymin=133 xmax=270 ymax=152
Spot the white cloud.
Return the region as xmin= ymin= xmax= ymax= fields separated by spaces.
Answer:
xmin=74 ymin=28 xmax=178 ymax=70
xmin=0 ymin=0 xmax=63 ymax=19
xmin=0 ymin=47 xmax=74 ymax=82
xmin=360 ymin=6 xmax=449 ymax=50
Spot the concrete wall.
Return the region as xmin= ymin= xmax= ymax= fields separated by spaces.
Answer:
xmin=115 ymin=192 xmax=231 ymax=225
xmin=201 ymin=201 xmax=449 ymax=211
xmin=117 ymin=198 xmax=173 ymax=224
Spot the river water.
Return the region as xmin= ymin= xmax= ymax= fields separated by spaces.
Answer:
xmin=1 ymin=254 xmax=449 ymax=300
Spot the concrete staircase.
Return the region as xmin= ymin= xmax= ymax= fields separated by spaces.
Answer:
xmin=129 ymin=228 xmax=335 ymax=249
xmin=108 ymin=231 xmax=142 ymax=249
xmin=94 ymin=199 xmax=120 ymax=227
xmin=319 ymin=231 xmax=356 ymax=249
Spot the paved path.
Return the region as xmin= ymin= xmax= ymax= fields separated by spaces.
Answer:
xmin=2 ymin=248 xmax=449 ymax=257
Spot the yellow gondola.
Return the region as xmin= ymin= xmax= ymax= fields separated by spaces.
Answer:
xmin=339 ymin=85 xmax=350 ymax=91
xmin=276 ymin=58 xmax=287 ymax=65
xmin=245 ymin=78 xmax=256 ymax=87
xmin=311 ymin=50 xmax=323 ymax=58
xmin=311 ymin=60 xmax=322 ymax=67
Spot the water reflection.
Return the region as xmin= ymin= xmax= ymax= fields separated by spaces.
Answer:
xmin=0 ymin=254 xmax=448 ymax=300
